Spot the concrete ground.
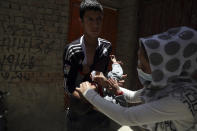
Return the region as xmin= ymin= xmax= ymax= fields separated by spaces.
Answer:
xmin=118 ymin=126 xmax=147 ymax=131
xmin=118 ymin=126 xmax=133 ymax=131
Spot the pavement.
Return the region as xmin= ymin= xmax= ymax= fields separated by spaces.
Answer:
xmin=118 ymin=126 xmax=133 ymax=131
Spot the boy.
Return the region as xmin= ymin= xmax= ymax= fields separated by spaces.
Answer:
xmin=63 ymin=0 xmax=119 ymax=130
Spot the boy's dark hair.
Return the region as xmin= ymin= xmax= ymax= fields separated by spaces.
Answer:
xmin=80 ymin=0 xmax=103 ymax=20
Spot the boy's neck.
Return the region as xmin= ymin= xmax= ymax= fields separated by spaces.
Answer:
xmin=84 ymin=34 xmax=98 ymax=47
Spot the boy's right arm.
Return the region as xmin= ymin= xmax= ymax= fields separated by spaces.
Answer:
xmin=63 ymin=46 xmax=88 ymax=102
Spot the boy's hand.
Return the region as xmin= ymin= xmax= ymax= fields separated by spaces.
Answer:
xmin=91 ymin=71 xmax=109 ymax=87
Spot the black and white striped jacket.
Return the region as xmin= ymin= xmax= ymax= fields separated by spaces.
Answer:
xmin=63 ymin=36 xmax=112 ymax=93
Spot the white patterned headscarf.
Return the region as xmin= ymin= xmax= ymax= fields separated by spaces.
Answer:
xmin=140 ymin=26 xmax=197 ymax=87
xmin=140 ymin=27 xmax=197 ymax=121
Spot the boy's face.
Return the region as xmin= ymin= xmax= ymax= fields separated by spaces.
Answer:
xmin=81 ymin=10 xmax=103 ymax=38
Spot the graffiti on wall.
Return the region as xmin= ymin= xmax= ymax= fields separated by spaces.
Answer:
xmin=0 ymin=14 xmax=64 ymax=82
